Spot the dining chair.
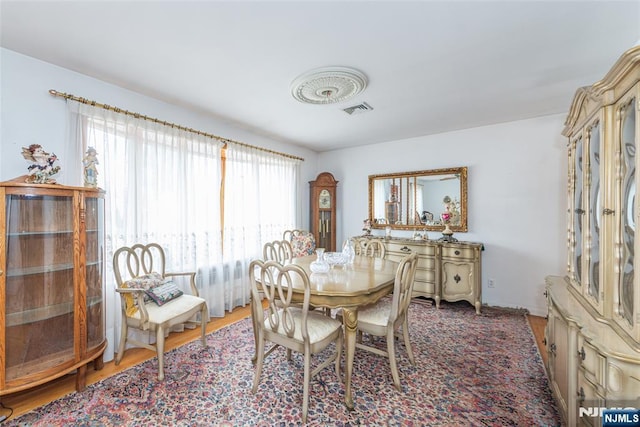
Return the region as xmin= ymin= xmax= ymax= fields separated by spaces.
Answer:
xmin=362 ymin=238 xmax=386 ymax=258
xmin=249 ymin=259 xmax=343 ymax=423
xmin=283 ymin=229 xmax=317 ymax=257
xmin=263 ymin=239 xmax=294 ymax=263
xmin=251 ymin=239 xmax=296 ymax=362
xmin=340 ymin=252 xmax=418 ymax=390
xmin=113 ymin=243 xmax=208 ymax=381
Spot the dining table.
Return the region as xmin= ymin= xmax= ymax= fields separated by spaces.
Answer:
xmin=288 ymin=254 xmax=399 ymax=410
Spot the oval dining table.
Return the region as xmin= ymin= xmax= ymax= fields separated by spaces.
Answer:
xmin=287 ymin=254 xmax=399 ymax=410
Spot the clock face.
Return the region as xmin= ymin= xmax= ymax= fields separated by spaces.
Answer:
xmin=319 ymin=189 xmax=331 ymax=209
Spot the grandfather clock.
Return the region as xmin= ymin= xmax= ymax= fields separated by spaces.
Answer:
xmin=310 ymin=172 xmax=338 ymax=251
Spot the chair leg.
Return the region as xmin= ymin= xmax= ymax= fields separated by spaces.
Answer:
xmin=156 ymin=327 xmax=165 ymax=381
xmin=302 ymin=350 xmax=311 ymax=423
xmin=200 ymin=304 xmax=208 ymax=347
xmin=251 ymin=299 xmax=259 ymax=364
xmin=115 ymin=318 xmax=128 ymax=365
xmin=252 ymin=336 xmax=265 ymax=393
xmin=386 ymin=329 xmax=401 ymax=391
xmin=402 ymin=319 xmax=415 ymax=365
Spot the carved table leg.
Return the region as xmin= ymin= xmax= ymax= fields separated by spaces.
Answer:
xmin=342 ymin=307 xmax=358 ymax=411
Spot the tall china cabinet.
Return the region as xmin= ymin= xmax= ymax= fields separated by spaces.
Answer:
xmin=0 ymin=181 xmax=106 ymax=396
xmin=545 ymin=45 xmax=640 ymax=426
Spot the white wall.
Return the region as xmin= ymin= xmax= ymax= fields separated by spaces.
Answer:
xmin=1 ymin=47 xmax=567 ymax=321
xmin=319 ymin=115 xmax=567 ymax=316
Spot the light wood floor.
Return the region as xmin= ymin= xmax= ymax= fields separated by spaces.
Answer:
xmin=0 ymin=306 xmax=548 ymax=422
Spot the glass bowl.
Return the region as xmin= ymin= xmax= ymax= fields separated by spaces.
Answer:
xmin=324 ymin=252 xmax=346 ymax=268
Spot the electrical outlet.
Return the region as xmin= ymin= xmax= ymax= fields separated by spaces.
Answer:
xmin=488 ymin=279 xmax=495 ymax=288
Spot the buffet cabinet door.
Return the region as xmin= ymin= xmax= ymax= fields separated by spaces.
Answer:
xmin=546 ymin=299 xmax=574 ymax=426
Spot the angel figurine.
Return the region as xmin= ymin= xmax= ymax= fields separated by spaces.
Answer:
xmin=21 ymin=144 xmax=60 ymax=184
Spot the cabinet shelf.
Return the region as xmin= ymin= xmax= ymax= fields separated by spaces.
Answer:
xmin=6 ymin=263 xmax=74 ymax=277
xmin=6 ymin=295 xmax=103 ymax=327
xmin=6 ymin=230 xmax=73 ymax=237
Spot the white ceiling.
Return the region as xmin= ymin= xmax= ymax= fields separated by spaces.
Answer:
xmin=1 ymin=1 xmax=639 ymax=152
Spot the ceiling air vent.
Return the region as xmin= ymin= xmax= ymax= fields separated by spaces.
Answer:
xmin=343 ymin=102 xmax=373 ymax=115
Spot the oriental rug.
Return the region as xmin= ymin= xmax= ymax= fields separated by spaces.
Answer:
xmin=9 ymin=302 xmax=560 ymax=426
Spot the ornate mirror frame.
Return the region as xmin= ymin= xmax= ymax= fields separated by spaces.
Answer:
xmin=368 ymin=166 xmax=468 ymax=232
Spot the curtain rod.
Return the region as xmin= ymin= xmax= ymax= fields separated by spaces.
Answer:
xmin=48 ymin=89 xmax=305 ymax=162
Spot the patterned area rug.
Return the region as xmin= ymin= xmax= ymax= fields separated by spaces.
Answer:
xmin=9 ymin=301 xmax=560 ymax=426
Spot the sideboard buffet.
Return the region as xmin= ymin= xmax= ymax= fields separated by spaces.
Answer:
xmin=358 ymin=236 xmax=483 ymax=313
xmin=0 ymin=181 xmax=106 ymax=396
xmin=545 ymin=45 xmax=640 ymax=426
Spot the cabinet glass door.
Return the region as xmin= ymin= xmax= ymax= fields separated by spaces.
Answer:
xmin=572 ymin=137 xmax=584 ymax=285
xmin=587 ymin=122 xmax=601 ymax=304
xmin=4 ymin=194 xmax=75 ymax=381
xmin=619 ymin=96 xmax=636 ymax=327
xmin=85 ymin=196 xmax=104 ymax=350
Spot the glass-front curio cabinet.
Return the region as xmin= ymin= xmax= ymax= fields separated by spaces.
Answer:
xmin=0 ymin=181 xmax=106 ymax=395
xmin=545 ymin=45 xmax=640 ymax=426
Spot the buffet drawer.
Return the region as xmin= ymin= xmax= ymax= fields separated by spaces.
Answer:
xmin=386 ymin=241 xmax=435 ymax=256
xmin=441 ymin=245 xmax=476 ymax=260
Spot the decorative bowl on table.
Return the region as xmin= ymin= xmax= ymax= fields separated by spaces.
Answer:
xmin=324 ymin=252 xmax=346 ymax=268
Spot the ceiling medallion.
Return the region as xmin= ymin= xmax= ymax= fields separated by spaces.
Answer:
xmin=290 ymin=67 xmax=368 ymax=105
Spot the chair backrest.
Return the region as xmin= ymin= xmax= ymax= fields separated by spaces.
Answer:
xmin=249 ymin=259 xmax=312 ymax=340
xmin=363 ymin=238 xmax=386 ymax=258
xmin=113 ymin=243 xmax=167 ymax=287
xmin=284 ymin=229 xmax=313 ymax=242
xmin=263 ymin=240 xmax=294 ymax=264
xmin=388 ymin=252 xmax=419 ymax=327
xmin=351 ymin=238 xmax=364 ymax=256
xmin=284 ymin=229 xmax=316 ymax=257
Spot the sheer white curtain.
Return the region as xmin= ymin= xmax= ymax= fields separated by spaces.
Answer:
xmin=67 ymin=101 xmax=301 ymax=361
xmin=222 ymin=144 xmax=300 ymax=308
xmin=374 ymin=179 xmax=386 ymax=220
xmin=67 ymin=101 xmax=226 ymax=360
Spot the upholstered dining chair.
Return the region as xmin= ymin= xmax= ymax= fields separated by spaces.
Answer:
xmin=339 ymin=252 xmax=418 ymax=390
xmin=362 ymin=238 xmax=386 ymax=258
xmin=113 ymin=243 xmax=208 ymax=381
xmin=283 ymin=229 xmax=316 ymax=257
xmin=249 ymin=259 xmax=343 ymax=423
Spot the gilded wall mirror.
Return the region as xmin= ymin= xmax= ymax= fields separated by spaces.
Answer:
xmin=368 ymin=167 xmax=468 ymax=232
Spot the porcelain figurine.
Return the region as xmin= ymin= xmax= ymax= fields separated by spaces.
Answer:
xmin=83 ymin=147 xmax=99 ymax=188
xmin=21 ymin=144 xmax=60 ymax=184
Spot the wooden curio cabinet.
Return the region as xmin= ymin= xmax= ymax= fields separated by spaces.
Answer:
xmin=310 ymin=172 xmax=338 ymax=252
xmin=0 ymin=181 xmax=106 ymax=396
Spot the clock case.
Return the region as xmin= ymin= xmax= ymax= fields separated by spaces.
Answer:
xmin=310 ymin=172 xmax=338 ymax=252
